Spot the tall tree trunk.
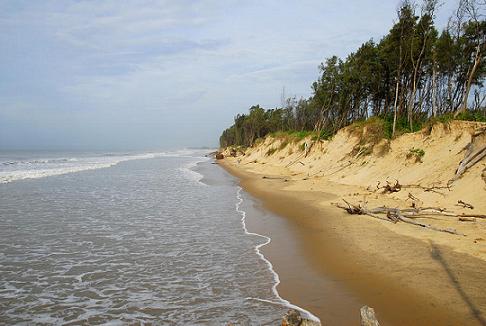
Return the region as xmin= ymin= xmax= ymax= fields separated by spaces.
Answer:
xmin=393 ymin=78 xmax=400 ymax=137
xmin=455 ymin=44 xmax=482 ymax=117
xmin=432 ymin=61 xmax=438 ymax=117
xmin=408 ymin=78 xmax=417 ymax=131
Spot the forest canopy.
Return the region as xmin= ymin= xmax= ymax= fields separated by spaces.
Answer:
xmin=220 ymin=0 xmax=486 ymax=148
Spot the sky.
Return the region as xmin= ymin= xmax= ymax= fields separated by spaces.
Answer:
xmin=0 ymin=0 xmax=460 ymax=150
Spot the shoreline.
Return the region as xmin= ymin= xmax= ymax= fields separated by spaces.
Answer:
xmin=219 ymin=158 xmax=486 ymax=325
xmin=235 ymin=186 xmax=320 ymax=323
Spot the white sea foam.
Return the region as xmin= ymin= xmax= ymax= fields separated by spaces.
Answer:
xmin=235 ymin=187 xmax=321 ymax=322
xmin=178 ymin=158 xmax=210 ymax=185
xmin=0 ymin=152 xmax=162 ymax=184
xmin=160 ymin=148 xmax=215 ymax=158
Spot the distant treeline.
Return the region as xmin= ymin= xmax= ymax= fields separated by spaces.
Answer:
xmin=220 ymin=0 xmax=486 ymax=148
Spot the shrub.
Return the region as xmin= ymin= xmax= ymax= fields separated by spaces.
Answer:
xmin=311 ymin=129 xmax=333 ymax=141
xmin=407 ymin=147 xmax=425 ymax=162
xmin=423 ymin=110 xmax=486 ymax=133
xmin=455 ymin=110 xmax=486 ymax=122
xmin=349 ymin=116 xmax=387 ymax=144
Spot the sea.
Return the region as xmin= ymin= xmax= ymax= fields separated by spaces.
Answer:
xmin=0 ymin=150 xmax=314 ymax=325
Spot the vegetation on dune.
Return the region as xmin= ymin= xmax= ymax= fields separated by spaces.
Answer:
xmin=220 ymin=0 xmax=486 ymax=148
xmin=408 ymin=147 xmax=426 ymax=162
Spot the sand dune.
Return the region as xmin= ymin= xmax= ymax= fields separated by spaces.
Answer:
xmin=220 ymin=120 xmax=486 ymax=325
xmin=223 ymin=120 xmax=486 ymax=260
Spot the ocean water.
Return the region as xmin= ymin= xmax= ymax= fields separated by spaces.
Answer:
xmin=0 ymin=151 xmax=311 ymax=325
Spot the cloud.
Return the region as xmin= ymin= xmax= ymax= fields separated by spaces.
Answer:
xmin=0 ymin=0 xmax=460 ymax=150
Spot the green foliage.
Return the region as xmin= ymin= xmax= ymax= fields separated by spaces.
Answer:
xmin=380 ymin=114 xmax=426 ymax=139
xmin=410 ymin=147 xmax=425 ymax=157
xmin=290 ymin=130 xmax=312 ymax=140
xmin=220 ymin=0 xmax=486 ymax=148
xmin=408 ymin=147 xmax=425 ymax=162
xmin=311 ymin=129 xmax=333 ymax=141
xmin=349 ymin=117 xmax=387 ymax=145
xmin=455 ymin=110 xmax=486 ymax=122
xmin=424 ymin=111 xmax=486 ymax=132
xmin=271 ymin=130 xmax=315 ymax=142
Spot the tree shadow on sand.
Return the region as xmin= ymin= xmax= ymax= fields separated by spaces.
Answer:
xmin=430 ymin=243 xmax=486 ymax=326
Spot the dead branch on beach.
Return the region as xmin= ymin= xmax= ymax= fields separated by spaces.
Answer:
xmin=262 ymin=175 xmax=288 ymax=181
xmin=373 ymin=178 xmax=451 ymax=195
xmin=333 ymin=199 xmax=477 ymax=236
xmin=456 ymin=200 xmax=474 ymax=209
xmin=459 ymin=217 xmax=476 ymax=222
xmin=402 ymin=183 xmax=452 ymax=194
xmin=406 ymin=192 xmax=423 ymax=208
xmin=376 ymin=179 xmax=401 ymax=193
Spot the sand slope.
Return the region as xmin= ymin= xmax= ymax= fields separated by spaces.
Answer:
xmin=223 ymin=120 xmax=486 ymax=261
xmin=220 ymin=121 xmax=486 ymax=324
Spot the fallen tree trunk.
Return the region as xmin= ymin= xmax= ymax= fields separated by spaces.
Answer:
xmin=334 ymin=201 xmax=465 ymax=236
xmin=453 ymin=128 xmax=486 ymax=181
xmin=454 ymin=144 xmax=486 ymax=180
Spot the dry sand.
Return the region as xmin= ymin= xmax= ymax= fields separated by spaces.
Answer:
xmin=219 ymin=121 xmax=486 ymax=325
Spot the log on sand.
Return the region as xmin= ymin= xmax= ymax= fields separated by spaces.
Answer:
xmin=334 ymin=200 xmax=466 ymax=236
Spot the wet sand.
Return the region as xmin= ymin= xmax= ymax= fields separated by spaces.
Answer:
xmin=219 ymin=160 xmax=486 ymax=325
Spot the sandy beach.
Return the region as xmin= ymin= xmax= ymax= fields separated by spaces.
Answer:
xmin=218 ymin=121 xmax=486 ymax=325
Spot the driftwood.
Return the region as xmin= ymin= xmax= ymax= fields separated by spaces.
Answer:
xmin=402 ymin=183 xmax=452 ymax=194
xmin=374 ymin=179 xmax=451 ymax=195
xmin=459 ymin=217 xmax=476 ymax=222
xmin=262 ymin=176 xmax=286 ymax=180
xmin=334 ymin=200 xmax=465 ymax=235
xmin=376 ymin=179 xmax=401 ymax=193
xmin=380 ymin=206 xmax=486 ymax=220
xmin=453 ymin=128 xmax=486 ymax=181
xmin=459 ymin=213 xmax=486 ymax=219
xmin=360 ymin=306 xmax=380 ymax=326
xmin=454 ymin=144 xmax=486 ymax=180
xmin=456 ymin=200 xmax=474 ymax=209
xmin=407 ymin=192 xmax=421 ymax=202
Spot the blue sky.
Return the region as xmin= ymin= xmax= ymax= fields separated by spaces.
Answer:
xmin=0 ymin=0 xmax=459 ymax=150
